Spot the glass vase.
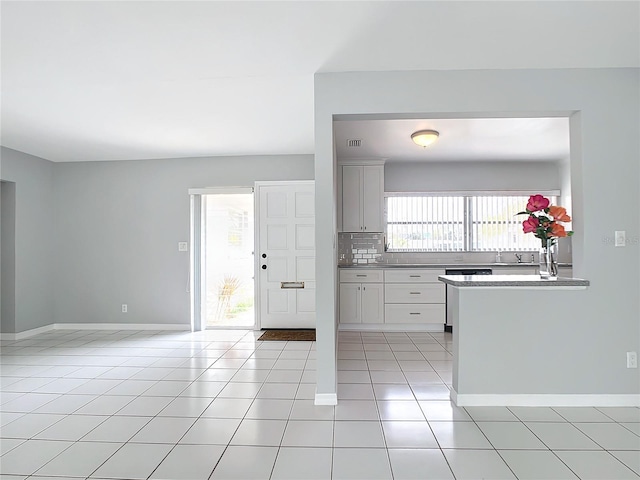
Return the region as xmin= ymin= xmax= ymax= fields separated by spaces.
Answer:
xmin=539 ymin=239 xmax=558 ymax=279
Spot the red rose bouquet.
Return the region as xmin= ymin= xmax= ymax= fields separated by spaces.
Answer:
xmin=518 ymin=194 xmax=574 ymax=246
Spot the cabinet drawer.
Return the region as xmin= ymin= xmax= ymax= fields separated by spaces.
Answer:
xmin=339 ymin=269 xmax=384 ymax=283
xmin=385 ymin=284 xmax=445 ymax=304
xmin=384 ymin=269 xmax=444 ymax=283
xmin=384 ymin=304 xmax=445 ymax=324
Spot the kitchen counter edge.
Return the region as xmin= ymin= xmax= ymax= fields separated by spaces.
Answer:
xmin=337 ymin=263 xmax=572 ymax=269
xmin=438 ymin=274 xmax=589 ymax=287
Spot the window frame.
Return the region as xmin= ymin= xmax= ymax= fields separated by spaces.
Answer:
xmin=384 ymin=190 xmax=560 ymax=253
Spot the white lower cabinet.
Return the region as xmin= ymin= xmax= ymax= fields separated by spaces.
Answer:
xmin=361 ymin=284 xmax=384 ymax=323
xmin=339 ymin=283 xmax=384 ymax=324
xmin=339 ymin=269 xmax=384 ymax=324
xmin=339 ymin=268 xmax=445 ymax=330
xmin=384 ymin=269 xmax=445 ymax=327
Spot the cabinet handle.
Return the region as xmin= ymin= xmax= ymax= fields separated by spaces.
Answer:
xmin=356 ymin=275 xmax=366 ymax=277
xmin=409 ymin=275 xmax=421 ymax=278
xmin=363 ymin=287 xmax=366 ymax=291
xmin=409 ymin=292 xmax=421 ymax=295
xmin=409 ymin=312 xmax=421 ymax=315
xmin=357 ymin=286 xmax=360 ymax=290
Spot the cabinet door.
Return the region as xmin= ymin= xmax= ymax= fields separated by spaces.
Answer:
xmin=361 ymin=283 xmax=384 ymax=324
xmin=342 ymin=166 xmax=363 ymax=232
xmin=339 ymin=283 xmax=361 ymax=323
xmin=362 ymin=165 xmax=384 ymax=232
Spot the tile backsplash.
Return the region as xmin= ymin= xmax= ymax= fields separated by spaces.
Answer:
xmin=338 ymin=233 xmax=384 ymax=265
xmin=337 ymin=232 xmax=572 ymax=265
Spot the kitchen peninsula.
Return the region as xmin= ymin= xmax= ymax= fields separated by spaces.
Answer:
xmin=337 ymin=262 xmax=573 ymax=331
xmin=439 ymin=274 xmax=591 ymax=407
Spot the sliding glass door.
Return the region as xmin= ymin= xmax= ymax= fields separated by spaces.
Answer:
xmin=191 ymin=188 xmax=255 ymax=329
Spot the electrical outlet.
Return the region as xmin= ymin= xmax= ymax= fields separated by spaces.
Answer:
xmin=615 ymin=231 xmax=626 ymax=247
xmin=627 ymin=351 xmax=637 ymax=368
xmin=121 ymin=304 xmax=128 ymax=313
xmin=178 ymin=242 xmax=188 ymax=252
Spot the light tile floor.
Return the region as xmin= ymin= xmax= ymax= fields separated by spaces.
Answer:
xmin=0 ymin=329 xmax=638 ymax=479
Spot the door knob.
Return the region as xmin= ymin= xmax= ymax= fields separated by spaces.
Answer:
xmin=261 ymin=265 xmax=267 ymax=270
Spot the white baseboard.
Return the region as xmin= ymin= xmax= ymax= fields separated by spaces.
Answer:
xmin=57 ymin=323 xmax=190 ymax=331
xmin=1 ymin=322 xmax=191 ymax=340
xmin=451 ymin=389 xmax=640 ymax=407
xmin=0 ymin=324 xmax=56 ymax=340
xmin=338 ymin=323 xmax=444 ymax=332
xmin=315 ymin=392 xmax=338 ymax=406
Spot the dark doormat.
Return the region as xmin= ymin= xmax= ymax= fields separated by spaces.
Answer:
xmin=258 ymin=329 xmax=316 ymax=341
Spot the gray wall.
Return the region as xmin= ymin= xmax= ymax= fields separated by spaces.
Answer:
xmin=314 ymin=68 xmax=639 ymax=398
xmin=0 ymin=148 xmax=55 ymax=332
xmin=385 ymin=160 xmax=560 ymax=192
xmin=558 ymin=157 xmax=572 ymax=214
xmin=455 ymin=286 xmax=595 ymax=396
xmin=52 ymin=155 xmax=314 ymax=326
xmin=1 ymin=181 xmax=17 ymax=333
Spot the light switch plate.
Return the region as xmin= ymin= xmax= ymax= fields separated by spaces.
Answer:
xmin=615 ymin=231 xmax=626 ymax=247
xmin=627 ymin=351 xmax=637 ymax=368
xmin=178 ymin=242 xmax=188 ymax=252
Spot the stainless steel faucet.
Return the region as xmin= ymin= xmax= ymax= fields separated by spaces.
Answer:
xmin=515 ymin=253 xmax=523 ymax=263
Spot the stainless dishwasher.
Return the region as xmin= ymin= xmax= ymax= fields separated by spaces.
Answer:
xmin=444 ymin=268 xmax=492 ymax=331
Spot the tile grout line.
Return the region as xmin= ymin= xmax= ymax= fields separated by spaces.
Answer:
xmin=2 ymin=329 xmax=639 ymax=479
xmin=407 ymin=331 xmax=457 ymax=480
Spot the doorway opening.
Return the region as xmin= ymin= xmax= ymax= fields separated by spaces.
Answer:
xmin=192 ymin=189 xmax=255 ymax=329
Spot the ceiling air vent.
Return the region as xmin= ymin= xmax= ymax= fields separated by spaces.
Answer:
xmin=347 ymin=139 xmax=362 ymax=147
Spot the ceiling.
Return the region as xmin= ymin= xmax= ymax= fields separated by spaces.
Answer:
xmin=1 ymin=1 xmax=638 ymax=163
xmin=334 ymin=117 xmax=570 ymax=163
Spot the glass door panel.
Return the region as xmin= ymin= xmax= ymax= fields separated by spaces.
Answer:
xmin=201 ymin=192 xmax=255 ymax=327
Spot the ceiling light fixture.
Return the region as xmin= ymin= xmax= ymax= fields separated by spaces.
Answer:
xmin=411 ymin=129 xmax=440 ymax=147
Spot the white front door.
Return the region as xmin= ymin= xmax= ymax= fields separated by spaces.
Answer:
xmin=256 ymin=181 xmax=315 ymax=329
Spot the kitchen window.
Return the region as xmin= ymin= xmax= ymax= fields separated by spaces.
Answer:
xmin=385 ymin=193 xmax=559 ymax=252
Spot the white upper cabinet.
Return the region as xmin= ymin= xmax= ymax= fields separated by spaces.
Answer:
xmin=362 ymin=166 xmax=384 ymax=232
xmin=341 ymin=165 xmax=363 ymax=232
xmin=340 ymin=163 xmax=384 ymax=232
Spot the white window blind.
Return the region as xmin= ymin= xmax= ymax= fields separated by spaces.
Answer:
xmin=386 ymin=196 xmax=465 ymax=251
xmin=470 ymin=196 xmax=544 ymax=251
xmin=386 ymin=193 xmax=558 ymax=252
